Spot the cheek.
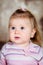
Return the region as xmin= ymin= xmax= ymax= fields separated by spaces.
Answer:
xmin=23 ymin=29 xmax=32 ymax=36
xmin=9 ymin=30 xmax=14 ymax=38
xmin=22 ymin=31 xmax=31 ymax=40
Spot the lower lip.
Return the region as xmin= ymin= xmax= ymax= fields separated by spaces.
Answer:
xmin=15 ymin=37 xmax=20 ymax=40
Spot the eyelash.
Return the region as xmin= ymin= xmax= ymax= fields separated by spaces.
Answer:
xmin=11 ymin=27 xmax=24 ymax=30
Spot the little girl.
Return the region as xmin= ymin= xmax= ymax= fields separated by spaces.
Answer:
xmin=0 ymin=9 xmax=43 ymax=65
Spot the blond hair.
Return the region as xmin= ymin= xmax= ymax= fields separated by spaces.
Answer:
xmin=9 ymin=9 xmax=41 ymax=46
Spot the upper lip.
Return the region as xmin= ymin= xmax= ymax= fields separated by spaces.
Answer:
xmin=15 ymin=37 xmax=19 ymax=38
xmin=15 ymin=36 xmax=20 ymax=38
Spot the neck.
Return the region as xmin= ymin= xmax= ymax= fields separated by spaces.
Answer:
xmin=14 ymin=41 xmax=30 ymax=48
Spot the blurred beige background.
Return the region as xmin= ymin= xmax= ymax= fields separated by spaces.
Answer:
xmin=0 ymin=0 xmax=43 ymax=46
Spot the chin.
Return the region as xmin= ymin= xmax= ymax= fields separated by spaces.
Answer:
xmin=14 ymin=41 xmax=22 ymax=44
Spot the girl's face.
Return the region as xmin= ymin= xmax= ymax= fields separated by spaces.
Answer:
xmin=9 ymin=18 xmax=36 ymax=45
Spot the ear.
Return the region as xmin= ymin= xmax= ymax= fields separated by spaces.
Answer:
xmin=31 ymin=28 xmax=36 ymax=38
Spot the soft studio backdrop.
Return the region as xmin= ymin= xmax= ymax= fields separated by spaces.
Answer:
xmin=0 ymin=0 xmax=43 ymax=49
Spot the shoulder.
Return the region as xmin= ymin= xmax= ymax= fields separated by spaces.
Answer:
xmin=29 ymin=42 xmax=43 ymax=61
xmin=1 ymin=42 xmax=12 ymax=54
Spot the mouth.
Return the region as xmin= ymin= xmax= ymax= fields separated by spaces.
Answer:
xmin=15 ymin=37 xmax=20 ymax=40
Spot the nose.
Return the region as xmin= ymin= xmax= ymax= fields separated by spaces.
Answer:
xmin=15 ymin=29 xmax=20 ymax=34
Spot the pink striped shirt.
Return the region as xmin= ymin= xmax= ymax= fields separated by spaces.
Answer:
xmin=0 ymin=42 xmax=43 ymax=65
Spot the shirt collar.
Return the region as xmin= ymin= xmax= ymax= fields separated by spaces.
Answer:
xmin=29 ymin=42 xmax=40 ymax=54
xmin=27 ymin=42 xmax=43 ymax=61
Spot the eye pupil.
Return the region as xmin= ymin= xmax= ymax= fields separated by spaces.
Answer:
xmin=21 ymin=27 xmax=24 ymax=29
xmin=11 ymin=27 xmax=24 ymax=30
xmin=12 ymin=27 xmax=15 ymax=29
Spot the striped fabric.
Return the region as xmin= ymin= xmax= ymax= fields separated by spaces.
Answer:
xmin=0 ymin=42 xmax=43 ymax=65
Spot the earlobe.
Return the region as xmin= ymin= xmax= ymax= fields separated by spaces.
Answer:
xmin=31 ymin=29 xmax=36 ymax=38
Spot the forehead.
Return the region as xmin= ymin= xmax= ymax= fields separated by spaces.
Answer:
xmin=9 ymin=17 xmax=32 ymax=26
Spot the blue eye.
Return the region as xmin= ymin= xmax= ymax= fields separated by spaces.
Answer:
xmin=11 ymin=27 xmax=15 ymax=30
xmin=21 ymin=27 xmax=24 ymax=30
